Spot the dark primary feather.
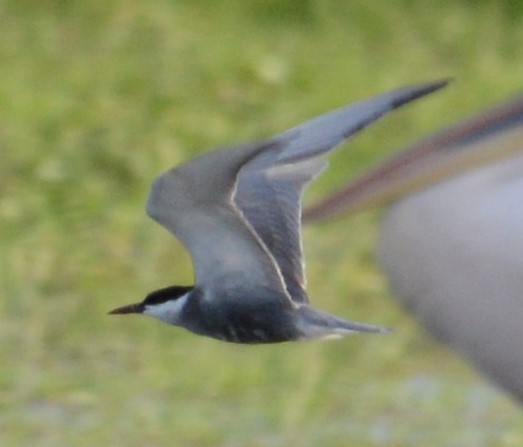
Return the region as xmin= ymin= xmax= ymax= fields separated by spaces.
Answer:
xmin=234 ymin=81 xmax=449 ymax=304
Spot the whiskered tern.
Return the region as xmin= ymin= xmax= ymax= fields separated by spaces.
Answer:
xmin=109 ymin=80 xmax=447 ymax=344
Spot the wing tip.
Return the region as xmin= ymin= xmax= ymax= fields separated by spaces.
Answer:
xmin=391 ymin=78 xmax=451 ymax=109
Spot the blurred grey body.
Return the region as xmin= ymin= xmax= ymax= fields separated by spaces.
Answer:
xmin=304 ymin=94 xmax=523 ymax=400
xmin=109 ymin=81 xmax=447 ymax=343
xmin=379 ymin=154 xmax=523 ymax=401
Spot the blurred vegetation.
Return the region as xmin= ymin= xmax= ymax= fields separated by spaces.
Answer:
xmin=1 ymin=0 xmax=523 ymax=446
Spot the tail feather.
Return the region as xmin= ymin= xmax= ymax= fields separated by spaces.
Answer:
xmin=295 ymin=305 xmax=390 ymax=339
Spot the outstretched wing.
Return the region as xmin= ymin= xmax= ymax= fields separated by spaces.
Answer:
xmin=235 ymin=80 xmax=448 ymax=303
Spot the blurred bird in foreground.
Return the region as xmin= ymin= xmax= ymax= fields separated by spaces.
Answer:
xmin=304 ymin=92 xmax=523 ymax=402
xmin=109 ymin=81 xmax=447 ymax=344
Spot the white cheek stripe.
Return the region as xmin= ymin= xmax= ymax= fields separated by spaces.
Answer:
xmin=143 ymin=293 xmax=189 ymax=325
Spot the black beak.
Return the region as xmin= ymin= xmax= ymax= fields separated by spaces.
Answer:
xmin=108 ymin=303 xmax=144 ymax=315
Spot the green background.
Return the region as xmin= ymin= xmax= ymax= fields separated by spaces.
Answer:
xmin=2 ymin=1 xmax=523 ymax=445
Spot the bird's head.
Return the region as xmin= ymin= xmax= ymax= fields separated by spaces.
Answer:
xmin=109 ymin=285 xmax=193 ymax=325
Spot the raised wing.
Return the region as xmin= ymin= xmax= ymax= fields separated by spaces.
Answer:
xmin=235 ymin=80 xmax=448 ymax=303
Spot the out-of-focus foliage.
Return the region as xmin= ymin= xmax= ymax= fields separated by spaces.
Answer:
xmin=1 ymin=1 xmax=522 ymax=446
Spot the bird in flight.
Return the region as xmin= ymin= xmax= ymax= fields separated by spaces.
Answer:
xmin=109 ymin=80 xmax=447 ymax=343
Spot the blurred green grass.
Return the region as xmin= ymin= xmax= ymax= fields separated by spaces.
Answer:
xmin=2 ymin=0 xmax=523 ymax=446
